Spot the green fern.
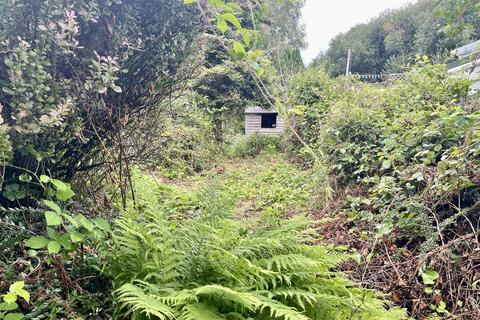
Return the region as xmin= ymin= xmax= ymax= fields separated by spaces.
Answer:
xmin=100 ymin=167 xmax=407 ymax=319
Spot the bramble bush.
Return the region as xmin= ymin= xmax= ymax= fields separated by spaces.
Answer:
xmin=287 ymin=62 xmax=480 ymax=317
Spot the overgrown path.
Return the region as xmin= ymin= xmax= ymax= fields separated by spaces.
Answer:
xmin=150 ymin=152 xmax=316 ymax=222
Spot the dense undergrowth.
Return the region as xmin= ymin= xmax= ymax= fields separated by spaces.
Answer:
xmin=0 ymin=152 xmax=407 ymax=319
xmin=105 ymin=154 xmax=406 ymax=319
xmin=287 ymin=64 xmax=480 ymax=319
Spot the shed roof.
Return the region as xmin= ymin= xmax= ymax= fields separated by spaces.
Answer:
xmin=245 ymin=107 xmax=278 ymax=114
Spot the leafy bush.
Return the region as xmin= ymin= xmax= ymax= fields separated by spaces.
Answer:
xmin=103 ymin=171 xmax=406 ymax=320
xmin=154 ymin=100 xmax=218 ymax=178
xmin=289 ymin=63 xmax=480 ymax=317
xmin=0 ymin=0 xmax=203 ymax=203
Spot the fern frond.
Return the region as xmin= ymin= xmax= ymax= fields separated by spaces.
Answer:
xmin=269 ymin=288 xmax=318 ymax=310
xmin=178 ymin=303 xmax=225 ymax=320
xmin=193 ymin=285 xmax=259 ymax=310
xmin=115 ymin=283 xmax=175 ymax=320
xmin=253 ymin=296 xmax=310 ymax=320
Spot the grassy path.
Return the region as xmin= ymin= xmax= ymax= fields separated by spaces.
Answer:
xmin=141 ymin=152 xmax=316 ymax=222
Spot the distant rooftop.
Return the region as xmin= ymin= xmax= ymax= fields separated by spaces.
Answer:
xmin=245 ymin=107 xmax=278 ymax=114
xmin=454 ymin=40 xmax=480 ymax=58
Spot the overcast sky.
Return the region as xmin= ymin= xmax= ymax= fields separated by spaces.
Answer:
xmin=301 ymin=0 xmax=414 ymax=63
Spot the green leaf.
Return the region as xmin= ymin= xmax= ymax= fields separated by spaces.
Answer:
xmin=411 ymin=172 xmax=424 ymax=181
xmin=92 ymin=218 xmax=110 ymax=231
xmin=45 ymin=211 xmax=62 ymax=226
xmin=18 ymin=174 xmax=32 ymax=183
xmin=58 ymin=233 xmax=72 ymax=250
xmin=247 ymin=49 xmax=263 ymax=61
xmin=43 ymin=200 xmax=61 ymax=214
xmin=15 ymin=290 xmax=29 ymax=303
xmin=69 ymin=231 xmax=84 ymax=243
xmin=217 ymin=19 xmax=228 ymax=33
xmin=0 ymin=302 xmax=18 ymax=311
xmin=183 ymin=0 xmax=197 ymax=3
xmin=208 ymin=0 xmax=225 ymax=6
xmin=421 ymin=268 xmax=439 ymax=285
xmin=47 ymin=241 xmax=61 ymax=254
xmin=26 ymin=250 xmax=37 ymax=257
xmin=242 ymin=31 xmax=251 ymax=47
xmin=2 ymin=294 xmax=16 ymax=304
xmin=5 ymin=313 xmax=24 ymax=320
xmin=55 ymin=188 xmax=75 ymax=202
xmin=76 ymin=215 xmax=94 ymax=232
xmin=25 ymin=236 xmax=49 ymax=249
xmin=232 ymin=41 xmax=246 ymax=58
xmin=39 ymin=175 xmax=50 ymax=183
xmin=220 ymin=13 xmax=241 ymax=29
xmin=50 ymin=179 xmax=67 ymax=191
xmin=111 ymin=85 xmax=122 ymax=93
xmin=8 ymin=282 xmax=23 ymax=294
xmin=62 ymin=213 xmax=79 ymax=227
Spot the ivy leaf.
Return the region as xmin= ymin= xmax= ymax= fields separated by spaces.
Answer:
xmin=39 ymin=175 xmax=50 ymax=183
xmin=25 ymin=236 xmax=49 ymax=249
xmin=47 ymin=241 xmax=61 ymax=254
xmin=45 ymin=211 xmax=62 ymax=226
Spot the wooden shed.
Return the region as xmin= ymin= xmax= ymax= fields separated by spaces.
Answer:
xmin=448 ymin=40 xmax=480 ymax=94
xmin=244 ymin=107 xmax=284 ymax=136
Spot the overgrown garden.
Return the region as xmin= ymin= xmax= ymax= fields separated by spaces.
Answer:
xmin=0 ymin=0 xmax=479 ymax=319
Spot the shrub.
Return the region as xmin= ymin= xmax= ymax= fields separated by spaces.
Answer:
xmin=0 ymin=0 xmax=203 ymax=203
xmin=288 ymin=63 xmax=480 ymax=317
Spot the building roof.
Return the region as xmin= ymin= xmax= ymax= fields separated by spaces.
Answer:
xmin=245 ymin=106 xmax=278 ymax=114
xmin=454 ymin=40 xmax=480 ymax=58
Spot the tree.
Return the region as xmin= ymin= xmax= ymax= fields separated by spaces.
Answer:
xmin=319 ymin=0 xmax=480 ymax=76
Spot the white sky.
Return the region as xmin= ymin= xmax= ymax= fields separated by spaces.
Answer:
xmin=301 ymin=0 xmax=414 ymax=63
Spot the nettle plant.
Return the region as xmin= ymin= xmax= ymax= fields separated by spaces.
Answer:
xmin=0 ymin=281 xmax=29 ymax=320
xmin=24 ymin=175 xmax=110 ymax=256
